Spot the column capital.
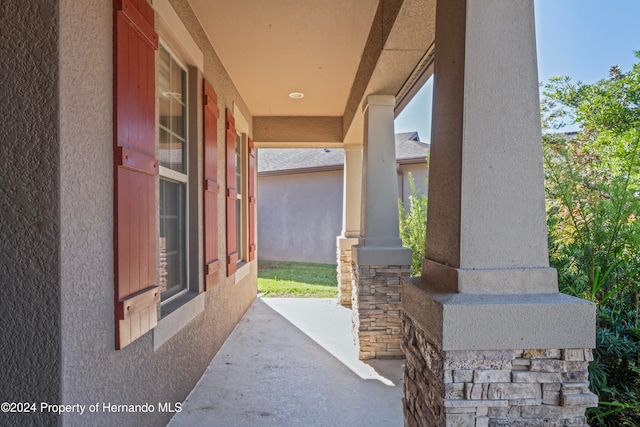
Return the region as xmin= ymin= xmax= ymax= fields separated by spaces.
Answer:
xmin=343 ymin=143 xmax=363 ymax=151
xmin=363 ymin=95 xmax=395 ymax=111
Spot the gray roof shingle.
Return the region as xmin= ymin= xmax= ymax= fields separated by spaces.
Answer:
xmin=258 ymin=131 xmax=429 ymax=173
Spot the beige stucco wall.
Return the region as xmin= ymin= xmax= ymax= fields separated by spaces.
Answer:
xmin=258 ymin=170 xmax=343 ymax=264
xmin=57 ymin=0 xmax=257 ymax=425
xmin=258 ymin=160 xmax=427 ymax=264
xmin=0 ymin=1 xmax=60 ymax=426
xmin=398 ymin=163 xmax=428 ymax=212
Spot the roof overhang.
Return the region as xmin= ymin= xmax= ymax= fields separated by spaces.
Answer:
xmin=188 ymin=0 xmax=436 ymax=147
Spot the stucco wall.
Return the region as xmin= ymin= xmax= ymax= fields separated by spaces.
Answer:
xmin=57 ymin=0 xmax=257 ymax=425
xmin=0 ymin=1 xmax=61 ymax=426
xmin=258 ymin=170 xmax=343 ymax=264
xmin=258 ymin=162 xmax=427 ymax=264
xmin=399 ymin=163 xmax=428 ymax=211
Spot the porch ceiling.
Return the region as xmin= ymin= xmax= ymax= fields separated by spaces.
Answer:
xmin=188 ymin=0 xmax=436 ymax=145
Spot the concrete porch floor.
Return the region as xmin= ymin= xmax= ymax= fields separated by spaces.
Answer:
xmin=168 ymin=298 xmax=405 ymax=427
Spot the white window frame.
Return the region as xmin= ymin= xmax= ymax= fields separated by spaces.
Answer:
xmin=153 ymin=0 xmax=205 ymax=350
xmin=233 ymin=104 xmax=251 ymax=281
xmin=158 ymin=43 xmax=190 ymax=304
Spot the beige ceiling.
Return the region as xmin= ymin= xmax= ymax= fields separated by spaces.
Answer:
xmin=188 ymin=0 xmax=436 ymax=146
xmin=189 ymin=0 xmax=379 ymax=117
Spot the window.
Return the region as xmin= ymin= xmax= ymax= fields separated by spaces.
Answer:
xmin=158 ymin=45 xmax=188 ymax=302
xmin=113 ymin=0 xmax=207 ymax=350
xmin=226 ymin=106 xmax=251 ymax=277
xmin=152 ymin=0 xmax=209 ymax=350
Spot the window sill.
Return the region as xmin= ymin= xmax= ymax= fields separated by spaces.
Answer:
xmin=153 ymin=291 xmax=204 ymax=351
xmin=235 ymin=261 xmax=250 ymax=284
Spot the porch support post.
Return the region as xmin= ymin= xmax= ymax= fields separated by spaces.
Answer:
xmin=351 ymin=95 xmax=411 ymax=359
xmin=401 ymin=1 xmax=597 ymax=426
xmin=336 ymin=144 xmax=362 ymax=306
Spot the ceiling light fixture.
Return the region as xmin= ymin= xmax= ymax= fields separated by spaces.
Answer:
xmin=288 ymin=92 xmax=304 ymax=99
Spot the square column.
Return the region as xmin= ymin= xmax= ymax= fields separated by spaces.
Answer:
xmin=336 ymin=145 xmax=362 ymax=306
xmin=402 ymin=0 xmax=597 ymax=425
xmin=352 ymin=95 xmax=411 ymax=359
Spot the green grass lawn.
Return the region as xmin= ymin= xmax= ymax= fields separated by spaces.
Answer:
xmin=258 ymin=261 xmax=338 ymax=298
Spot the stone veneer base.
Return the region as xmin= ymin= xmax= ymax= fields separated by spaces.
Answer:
xmin=337 ymin=246 xmax=354 ymax=306
xmin=402 ymin=312 xmax=598 ymax=427
xmin=351 ymin=261 xmax=410 ymax=359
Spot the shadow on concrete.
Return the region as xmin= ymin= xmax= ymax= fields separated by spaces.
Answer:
xmin=168 ymin=298 xmax=404 ymax=427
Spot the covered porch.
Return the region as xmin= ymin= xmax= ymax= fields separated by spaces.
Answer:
xmin=3 ymin=0 xmax=597 ymax=425
xmin=168 ymin=297 xmax=404 ymax=426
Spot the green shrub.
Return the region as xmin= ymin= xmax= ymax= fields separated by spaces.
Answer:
xmin=588 ymin=308 xmax=640 ymax=426
xmin=543 ymin=52 xmax=640 ymax=425
xmin=399 ymin=172 xmax=427 ymax=276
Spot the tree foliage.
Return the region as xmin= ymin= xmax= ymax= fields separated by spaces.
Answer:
xmin=543 ymin=51 xmax=640 ymax=426
xmin=399 ymin=172 xmax=428 ymax=276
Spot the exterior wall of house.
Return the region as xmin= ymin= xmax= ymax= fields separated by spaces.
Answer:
xmin=258 ymin=169 xmax=343 ymax=264
xmin=398 ymin=163 xmax=428 ymax=211
xmin=54 ymin=1 xmax=257 ymax=425
xmin=0 ymin=1 xmax=61 ymax=426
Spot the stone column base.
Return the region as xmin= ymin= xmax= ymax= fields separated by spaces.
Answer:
xmin=402 ymin=276 xmax=598 ymax=427
xmin=351 ymin=246 xmax=411 ymax=360
xmin=336 ymin=237 xmax=358 ymax=306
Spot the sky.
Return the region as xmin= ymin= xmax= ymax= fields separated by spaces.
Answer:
xmin=395 ymin=0 xmax=640 ymax=142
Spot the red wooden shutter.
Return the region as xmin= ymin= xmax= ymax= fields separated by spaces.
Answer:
xmin=203 ymin=80 xmax=220 ymax=289
xmin=248 ymin=138 xmax=257 ymax=262
xmin=225 ymin=110 xmax=238 ymax=276
xmin=113 ymin=0 xmax=160 ymax=350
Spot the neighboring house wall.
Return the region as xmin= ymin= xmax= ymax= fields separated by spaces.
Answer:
xmin=257 ymin=156 xmax=428 ymax=265
xmin=398 ymin=163 xmax=429 ymax=211
xmin=259 ymin=169 xmax=343 ymax=264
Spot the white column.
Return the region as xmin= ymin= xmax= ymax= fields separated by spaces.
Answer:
xmin=402 ymin=1 xmax=597 ymax=423
xmin=403 ymin=0 xmax=594 ymax=353
xmin=423 ymin=0 xmax=556 ymax=294
xmin=337 ymin=144 xmax=362 ymax=250
xmin=353 ymin=95 xmax=411 ymax=266
xmin=336 ymin=145 xmax=362 ymax=306
xmin=341 ymin=145 xmax=362 ymax=239
xmin=352 ymin=95 xmax=410 ymax=359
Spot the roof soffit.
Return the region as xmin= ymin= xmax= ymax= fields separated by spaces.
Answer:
xmin=186 ymin=0 xmax=436 ymax=146
xmin=188 ymin=0 xmax=378 ymax=117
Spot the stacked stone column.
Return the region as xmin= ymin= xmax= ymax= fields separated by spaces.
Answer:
xmin=336 ymin=146 xmax=362 ymax=306
xmin=351 ymin=95 xmax=411 ymax=360
xmin=336 ymin=239 xmax=357 ymax=306
xmin=351 ymin=261 xmax=410 ymax=359
xmin=402 ymin=309 xmax=598 ymax=427
xmin=402 ymin=0 xmax=597 ymax=425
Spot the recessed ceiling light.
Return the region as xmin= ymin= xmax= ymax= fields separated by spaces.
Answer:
xmin=289 ymin=92 xmax=304 ymax=99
